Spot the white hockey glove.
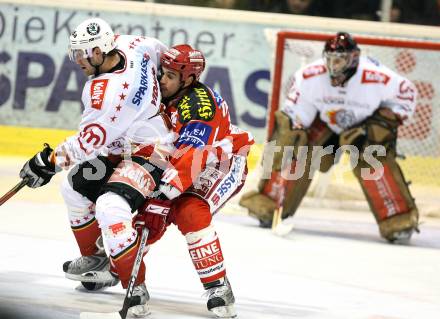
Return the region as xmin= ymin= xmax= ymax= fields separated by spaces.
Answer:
xmin=158 ymin=183 xmax=182 ymax=200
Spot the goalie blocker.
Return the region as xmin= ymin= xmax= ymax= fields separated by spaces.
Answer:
xmin=239 ymin=109 xmax=418 ymax=242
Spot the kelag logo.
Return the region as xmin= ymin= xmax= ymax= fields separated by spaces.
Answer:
xmin=175 ymin=122 xmax=212 ymax=148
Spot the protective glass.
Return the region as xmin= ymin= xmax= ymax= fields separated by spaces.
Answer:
xmin=323 ymin=51 xmax=351 ymax=77
xmin=68 ymin=47 xmax=89 ymax=62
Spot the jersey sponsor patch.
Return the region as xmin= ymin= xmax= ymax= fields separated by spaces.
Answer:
xmin=77 ymin=123 xmax=107 ymax=155
xmin=214 ymin=155 xmax=243 ymax=200
xmin=186 ymin=166 xmax=225 ymax=199
xmin=302 ymin=65 xmax=326 ymax=79
xmin=109 ymin=222 xmax=126 ymax=236
xmin=326 ymin=109 xmax=356 ymax=129
xmin=177 ymin=83 xmax=216 ymax=123
xmin=90 ymin=79 xmax=109 ymax=110
xmin=361 ymin=69 xmax=390 ymax=85
xmin=175 ymin=122 xmax=212 ymax=148
xmin=131 ymin=55 xmax=150 ymax=107
xmin=108 ymin=160 xmax=157 ymax=197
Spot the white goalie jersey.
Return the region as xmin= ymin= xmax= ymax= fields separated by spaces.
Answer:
xmin=282 ymin=56 xmax=417 ymax=134
xmin=54 ymin=35 xmax=172 ymax=168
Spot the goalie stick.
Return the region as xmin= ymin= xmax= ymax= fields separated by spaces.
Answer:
xmin=80 ymin=226 xmax=150 ymax=319
xmin=271 ymin=167 xmax=294 ymax=237
xmin=0 ymin=178 xmax=29 ymax=206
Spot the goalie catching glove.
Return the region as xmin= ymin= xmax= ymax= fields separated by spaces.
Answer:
xmin=19 ymin=143 xmax=60 ymax=188
xmin=339 ymin=107 xmax=401 ymax=150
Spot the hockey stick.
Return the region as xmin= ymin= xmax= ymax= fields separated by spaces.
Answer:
xmin=80 ymin=226 xmax=150 ymax=319
xmin=271 ymin=169 xmax=294 ymax=237
xmin=0 ymin=178 xmax=29 ymax=206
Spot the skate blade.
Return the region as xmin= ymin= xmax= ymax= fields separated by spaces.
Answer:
xmin=80 ymin=306 xmax=150 ymax=319
xmin=128 ymin=305 xmax=151 ymax=318
xmin=210 ymin=305 xmax=237 ymax=318
xmin=66 ymin=270 xmax=114 ymax=282
xmin=80 ymin=311 xmax=122 ymax=319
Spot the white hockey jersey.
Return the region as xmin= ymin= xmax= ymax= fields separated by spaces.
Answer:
xmin=282 ymin=56 xmax=417 ymax=134
xmin=54 ymin=35 xmax=173 ymax=168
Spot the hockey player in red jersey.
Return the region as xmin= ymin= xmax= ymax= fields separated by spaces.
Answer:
xmin=133 ymin=44 xmax=254 ymax=318
xmin=18 ymin=17 xmax=173 ymax=317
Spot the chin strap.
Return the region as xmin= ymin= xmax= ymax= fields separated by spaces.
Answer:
xmin=87 ymin=53 xmax=107 ymax=77
xmin=330 ymin=66 xmax=357 ymax=87
xmin=163 ymin=81 xmax=193 ymax=105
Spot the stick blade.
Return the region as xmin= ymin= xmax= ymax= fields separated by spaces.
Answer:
xmin=272 ymin=221 xmax=294 ymax=237
xmin=80 ymin=311 xmax=121 ymax=319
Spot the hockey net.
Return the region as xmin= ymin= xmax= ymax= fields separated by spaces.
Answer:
xmin=266 ymin=30 xmax=440 ymax=215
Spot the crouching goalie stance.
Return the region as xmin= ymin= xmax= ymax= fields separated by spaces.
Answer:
xmin=240 ymin=32 xmax=419 ymax=243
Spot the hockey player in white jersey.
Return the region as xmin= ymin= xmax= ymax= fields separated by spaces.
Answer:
xmin=240 ymin=32 xmax=419 ymax=243
xmin=19 ymin=18 xmax=172 ymax=317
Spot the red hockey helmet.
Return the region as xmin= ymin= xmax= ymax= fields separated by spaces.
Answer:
xmin=160 ymin=44 xmax=205 ymax=83
xmin=323 ymin=32 xmax=360 ymax=77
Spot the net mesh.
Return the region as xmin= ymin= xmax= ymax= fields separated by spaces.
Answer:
xmin=268 ymin=30 xmax=440 ymax=214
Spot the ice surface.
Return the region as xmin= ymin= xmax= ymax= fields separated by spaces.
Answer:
xmin=0 ymin=198 xmax=439 ymax=319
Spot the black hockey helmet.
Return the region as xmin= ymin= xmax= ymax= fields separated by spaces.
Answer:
xmin=323 ymin=32 xmax=360 ymax=80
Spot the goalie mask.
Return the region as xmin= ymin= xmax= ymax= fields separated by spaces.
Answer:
xmin=68 ymin=18 xmax=116 ymax=62
xmin=323 ymin=32 xmax=360 ymax=83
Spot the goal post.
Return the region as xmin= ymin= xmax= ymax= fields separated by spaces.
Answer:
xmin=265 ymin=29 xmax=440 ymax=215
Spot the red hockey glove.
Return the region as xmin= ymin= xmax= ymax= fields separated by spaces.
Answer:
xmin=134 ymin=198 xmax=172 ymax=244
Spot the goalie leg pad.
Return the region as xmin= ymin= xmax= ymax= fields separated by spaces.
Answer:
xmin=280 ymin=127 xmax=337 ymax=217
xmin=239 ymin=111 xmax=309 ymax=224
xmin=60 ymin=176 xmax=101 ymax=256
xmin=240 ymin=115 xmax=334 ymax=225
xmin=354 ymin=152 xmax=419 ymax=241
xmin=239 ymin=190 xmax=277 ymax=227
xmin=378 ymin=208 xmax=418 ymax=243
xmin=271 ymin=110 xmax=308 ymax=171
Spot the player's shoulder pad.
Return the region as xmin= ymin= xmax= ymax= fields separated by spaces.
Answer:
xmin=358 ymin=56 xmax=396 ymax=85
xmin=177 ymin=82 xmax=216 ymax=123
xmin=301 ymin=63 xmax=327 ymax=80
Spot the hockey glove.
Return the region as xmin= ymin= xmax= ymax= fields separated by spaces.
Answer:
xmin=158 ymin=183 xmax=182 ymax=200
xmin=19 ymin=143 xmax=58 ymax=188
xmin=135 ymin=198 xmax=172 ymax=244
xmin=339 ymin=107 xmax=400 ymax=151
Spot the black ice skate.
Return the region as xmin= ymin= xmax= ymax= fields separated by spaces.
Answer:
xmin=204 ymin=276 xmax=237 ymax=318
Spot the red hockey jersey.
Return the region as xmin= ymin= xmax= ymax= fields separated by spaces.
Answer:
xmin=162 ymin=82 xmax=254 ymax=192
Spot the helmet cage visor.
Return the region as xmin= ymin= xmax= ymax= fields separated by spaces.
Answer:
xmin=323 ymin=51 xmax=352 ymax=77
xmin=68 ymin=46 xmax=92 ymax=62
